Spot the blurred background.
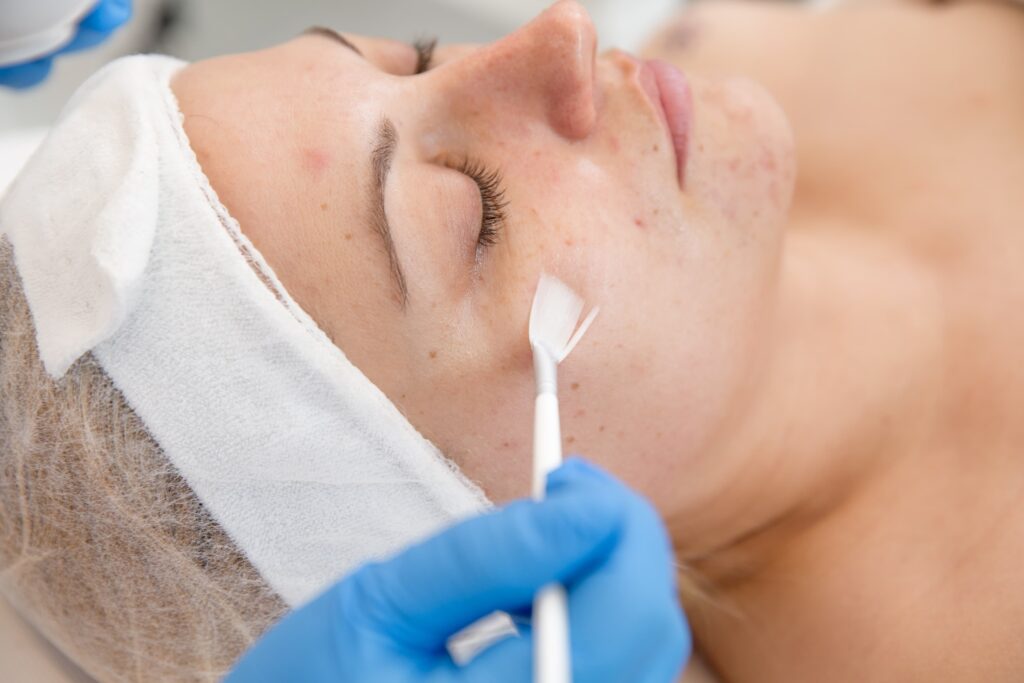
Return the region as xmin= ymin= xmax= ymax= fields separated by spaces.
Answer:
xmin=0 ymin=0 xmax=682 ymax=131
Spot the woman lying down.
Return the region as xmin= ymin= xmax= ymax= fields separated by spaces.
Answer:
xmin=1 ymin=0 xmax=1022 ymax=680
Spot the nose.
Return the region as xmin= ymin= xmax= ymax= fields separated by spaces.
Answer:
xmin=439 ymin=0 xmax=598 ymax=141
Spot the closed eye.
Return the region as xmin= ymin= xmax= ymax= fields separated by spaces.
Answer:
xmin=453 ymin=157 xmax=508 ymax=251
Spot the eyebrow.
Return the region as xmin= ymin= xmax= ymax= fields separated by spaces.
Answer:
xmin=303 ymin=27 xmax=408 ymax=307
xmin=302 ymin=26 xmax=364 ymax=57
xmin=371 ymin=118 xmax=409 ymax=308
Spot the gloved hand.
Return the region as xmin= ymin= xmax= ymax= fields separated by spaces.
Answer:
xmin=227 ymin=457 xmax=691 ymax=683
xmin=0 ymin=0 xmax=133 ymax=89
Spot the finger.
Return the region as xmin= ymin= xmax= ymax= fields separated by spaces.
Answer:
xmin=0 ymin=59 xmax=53 ymax=89
xmin=57 ymin=27 xmax=114 ymax=55
xmin=343 ymin=459 xmax=627 ymax=653
xmin=79 ymin=0 xmax=133 ymax=32
xmin=567 ymin=489 xmax=692 ymax=683
xmin=443 ymin=628 xmax=532 ymax=683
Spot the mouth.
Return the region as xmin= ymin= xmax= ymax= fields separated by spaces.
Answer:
xmin=637 ymin=58 xmax=693 ymax=188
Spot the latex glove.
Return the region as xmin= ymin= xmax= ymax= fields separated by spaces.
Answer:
xmin=227 ymin=457 xmax=691 ymax=683
xmin=0 ymin=0 xmax=133 ymax=88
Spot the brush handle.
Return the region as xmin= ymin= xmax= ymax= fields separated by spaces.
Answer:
xmin=534 ymin=583 xmax=570 ymax=683
xmin=532 ymin=392 xmax=563 ymax=499
xmin=532 ymin=391 xmax=571 ymax=683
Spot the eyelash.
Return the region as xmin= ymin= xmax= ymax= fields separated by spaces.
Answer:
xmin=454 ymin=157 xmax=508 ymax=250
xmin=412 ymin=37 xmax=437 ymax=74
xmin=412 ymin=38 xmax=506 ymax=250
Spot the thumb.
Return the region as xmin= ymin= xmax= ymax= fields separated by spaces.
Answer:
xmin=343 ymin=459 xmax=625 ymax=654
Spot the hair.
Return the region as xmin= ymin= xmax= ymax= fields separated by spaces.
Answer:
xmin=0 ymin=236 xmax=286 ymax=682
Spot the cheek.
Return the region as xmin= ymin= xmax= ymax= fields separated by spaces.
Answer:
xmin=686 ymin=77 xmax=796 ymax=234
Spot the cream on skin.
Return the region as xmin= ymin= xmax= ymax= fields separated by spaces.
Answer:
xmin=171 ymin=0 xmax=1024 ymax=680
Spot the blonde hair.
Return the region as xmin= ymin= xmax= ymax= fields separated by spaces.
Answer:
xmin=0 ymin=237 xmax=286 ymax=681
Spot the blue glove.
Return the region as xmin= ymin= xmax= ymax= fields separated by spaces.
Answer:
xmin=0 ymin=0 xmax=133 ymax=89
xmin=227 ymin=457 xmax=691 ymax=683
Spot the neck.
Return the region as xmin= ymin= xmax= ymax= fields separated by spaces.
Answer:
xmin=669 ymin=222 xmax=943 ymax=591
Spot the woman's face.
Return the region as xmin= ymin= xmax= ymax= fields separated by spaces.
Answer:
xmin=171 ymin=0 xmax=794 ymax=526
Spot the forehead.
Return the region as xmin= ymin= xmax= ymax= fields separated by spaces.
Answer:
xmin=171 ymin=34 xmax=403 ymax=322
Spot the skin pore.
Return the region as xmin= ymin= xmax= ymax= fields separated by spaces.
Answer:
xmin=171 ymin=0 xmax=1024 ymax=681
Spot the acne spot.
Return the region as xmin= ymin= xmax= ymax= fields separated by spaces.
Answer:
xmin=429 ymin=350 xmax=438 ymax=360
xmin=564 ymin=238 xmax=575 ymax=247
xmin=634 ymin=217 xmax=646 ymax=230
xmin=301 ymin=147 xmax=332 ymax=178
xmin=609 ymin=135 xmax=621 ymax=153
xmin=320 ymin=202 xmax=329 ymax=212
xmin=571 ymin=382 xmax=580 ymax=391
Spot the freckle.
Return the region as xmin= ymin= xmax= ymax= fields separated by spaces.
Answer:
xmin=566 ymin=436 xmax=576 ymax=445
xmin=564 ymin=238 xmax=574 ymax=247
xmin=320 ymin=202 xmax=329 ymax=211
xmin=571 ymin=382 xmax=580 ymax=390
xmin=652 ymin=144 xmax=660 ymax=152
xmin=344 ymin=233 xmax=353 ymax=241
xmin=502 ymin=441 xmax=511 ymax=448
xmin=429 ymin=350 xmax=438 ymax=359
xmin=598 ymin=425 xmax=606 ymax=433
xmin=400 ymin=393 xmax=407 ymax=399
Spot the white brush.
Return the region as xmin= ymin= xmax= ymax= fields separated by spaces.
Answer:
xmin=528 ymin=273 xmax=599 ymax=683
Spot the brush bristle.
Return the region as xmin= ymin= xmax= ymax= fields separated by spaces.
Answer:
xmin=529 ymin=274 xmax=598 ymax=362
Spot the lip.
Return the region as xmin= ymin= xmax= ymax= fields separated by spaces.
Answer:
xmin=637 ymin=58 xmax=692 ymax=188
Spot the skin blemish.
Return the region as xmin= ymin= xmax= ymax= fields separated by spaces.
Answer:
xmin=344 ymin=233 xmax=353 ymax=241
xmin=429 ymin=350 xmax=438 ymax=360
xmin=566 ymin=436 xmax=576 ymax=445
xmin=634 ymin=217 xmax=646 ymax=230
xmin=609 ymin=135 xmax=621 ymax=153
xmin=571 ymin=382 xmax=580 ymax=390
xmin=574 ymin=409 xmax=586 ymax=418
xmin=564 ymin=238 xmax=575 ymax=247
xmin=320 ymin=202 xmax=329 ymax=211
xmin=598 ymin=425 xmax=606 ymax=433
xmin=652 ymin=144 xmax=660 ymax=152
xmin=301 ymin=147 xmax=332 ymax=178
